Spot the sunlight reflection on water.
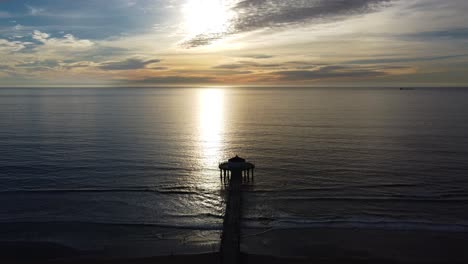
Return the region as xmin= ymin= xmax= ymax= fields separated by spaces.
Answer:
xmin=198 ymin=89 xmax=225 ymax=166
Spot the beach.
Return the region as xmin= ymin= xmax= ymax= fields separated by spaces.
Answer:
xmin=242 ymin=228 xmax=468 ymax=263
xmin=2 ymin=227 xmax=468 ymax=263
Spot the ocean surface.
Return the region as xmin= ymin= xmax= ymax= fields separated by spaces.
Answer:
xmin=1 ymin=87 xmax=468 ymax=257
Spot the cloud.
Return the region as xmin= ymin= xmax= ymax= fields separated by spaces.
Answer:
xmin=239 ymin=54 xmax=274 ymax=59
xmin=173 ymin=69 xmax=254 ymax=76
xmin=213 ymin=64 xmax=244 ymax=70
xmin=184 ymin=0 xmax=392 ymax=47
xmin=0 ymin=11 xmax=12 ymax=18
xmin=63 ymin=61 xmax=97 ymax=70
xmin=232 ymin=0 xmax=391 ymax=31
xmin=405 ymin=28 xmax=468 ymax=40
xmin=0 ymin=65 xmax=13 ymax=71
xmin=16 ymin=59 xmax=60 ymax=69
xmin=26 ymin=5 xmax=45 ymax=16
xmin=133 ymin=76 xmax=215 ymax=84
xmin=32 ymin=30 xmax=50 ymax=42
xmin=213 ymin=61 xmax=281 ymax=69
xmin=99 ymin=58 xmax=161 ymax=70
xmin=0 ymin=38 xmax=31 ymax=52
xmin=67 ymin=46 xmax=131 ymax=61
xmin=182 ymin=32 xmax=226 ymax=48
xmin=32 ymin=30 xmax=94 ymax=49
xmin=285 ymin=61 xmax=323 ymax=70
xmin=347 ymin=54 xmax=468 ymax=64
xmin=150 ymin=66 xmax=169 ymax=70
xmin=14 ymin=24 xmax=24 ymax=31
xmin=274 ymin=65 xmax=387 ymax=81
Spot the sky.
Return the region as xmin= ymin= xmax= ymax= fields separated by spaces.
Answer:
xmin=0 ymin=0 xmax=467 ymax=87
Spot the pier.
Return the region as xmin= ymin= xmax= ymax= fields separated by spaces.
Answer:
xmin=218 ymin=156 xmax=255 ymax=264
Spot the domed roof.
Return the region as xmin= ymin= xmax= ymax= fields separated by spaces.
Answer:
xmin=228 ymin=155 xmax=245 ymax=163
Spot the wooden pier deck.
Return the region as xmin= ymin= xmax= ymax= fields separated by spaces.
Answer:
xmin=220 ymin=169 xmax=243 ymax=264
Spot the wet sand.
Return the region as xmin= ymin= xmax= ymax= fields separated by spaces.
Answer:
xmin=2 ymin=228 xmax=468 ymax=264
xmin=242 ymin=228 xmax=468 ymax=263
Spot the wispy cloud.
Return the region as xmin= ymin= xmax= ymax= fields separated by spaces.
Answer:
xmin=239 ymin=54 xmax=275 ymax=59
xmin=0 ymin=65 xmax=13 ymax=71
xmin=32 ymin=30 xmax=94 ymax=49
xmin=0 ymin=11 xmax=12 ymax=18
xmin=213 ymin=61 xmax=281 ymax=69
xmin=32 ymin=30 xmax=50 ymax=42
xmin=184 ymin=0 xmax=392 ymax=47
xmin=133 ymin=76 xmax=215 ymax=85
xmin=16 ymin=59 xmax=59 ymax=69
xmin=99 ymin=58 xmax=161 ymax=71
xmin=405 ymin=28 xmax=468 ymax=40
xmin=273 ymin=65 xmax=387 ymax=81
xmin=232 ymin=0 xmax=392 ymax=31
xmin=26 ymin=4 xmax=45 ymax=16
xmin=0 ymin=38 xmax=31 ymax=52
xmin=1 ymin=0 xmax=468 ymax=86
xmin=347 ymin=54 xmax=468 ymax=64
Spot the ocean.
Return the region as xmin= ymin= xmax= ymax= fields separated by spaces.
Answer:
xmin=1 ymin=87 xmax=468 ymax=258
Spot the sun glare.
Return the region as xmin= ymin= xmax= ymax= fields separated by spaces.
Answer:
xmin=183 ymin=0 xmax=231 ymax=36
xmin=198 ymin=89 xmax=225 ymax=167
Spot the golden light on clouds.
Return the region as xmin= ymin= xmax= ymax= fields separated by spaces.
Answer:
xmin=1 ymin=0 xmax=467 ymax=86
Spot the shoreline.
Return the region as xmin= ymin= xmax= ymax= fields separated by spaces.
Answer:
xmin=2 ymin=227 xmax=468 ymax=263
xmin=242 ymin=227 xmax=468 ymax=263
xmin=3 ymin=252 xmax=468 ymax=264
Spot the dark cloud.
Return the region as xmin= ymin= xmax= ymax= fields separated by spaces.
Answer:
xmin=347 ymin=54 xmax=468 ymax=64
xmin=72 ymin=46 xmax=131 ymax=60
xmin=213 ymin=64 xmax=244 ymax=69
xmin=13 ymin=59 xmax=61 ymax=72
xmin=239 ymin=54 xmax=274 ymax=59
xmin=228 ymin=70 xmax=253 ymax=75
xmin=173 ymin=69 xmax=253 ymax=76
xmin=372 ymin=65 xmax=411 ymax=70
xmin=16 ymin=59 xmax=59 ymax=68
xmin=150 ymin=66 xmax=168 ymax=70
xmin=184 ymin=0 xmax=392 ymax=47
xmin=61 ymin=61 xmax=95 ymax=70
xmin=274 ymin=65 xmax=386 ymax=81
xmin=99 ymin=58 xmax=160 ymax=71
xmin=213 ymin=61 xmax=281 ymax=69
xmin=285 ymin=61 xmax=326 ymax=70
xmin=404 ymin=28 xmax=468 ymax=40
xmin=133 ymin=76 xmax=215 ymax=84
xmin=181 ymin=33 xmax=226 ymax=48
xmin=232 ymin=0 xmax=391 ymax=31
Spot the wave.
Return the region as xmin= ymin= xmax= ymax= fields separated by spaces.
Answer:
xmin=0 ymin=188 xmax=158 ymax=194
xmin=3 ymin=187 xmax=467 ymax=204
xmin=3 ymin=217 xmax=467 ymax=233
xmin=245 ymin=189 xmax=468 ymax=202
xmin=242 ymin=217 xmax=468 ymax=232
xmin=246 ymin=183 xmax=423 ymax=194
xmin=264 ymin=196 xmax=468 ymax=203
xmin=0 ymin=186 xmax=218 ymax=196
xmin=0 ymin=165 xmax=195 ymax=174
xmin=166 ymin=212 xmax=224 ymax=219
xmin=0 ymin=220 xmax=223 ymax=231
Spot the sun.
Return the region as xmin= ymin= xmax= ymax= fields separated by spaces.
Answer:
xmin=182 ymin=0 xmax=232 ymax=36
